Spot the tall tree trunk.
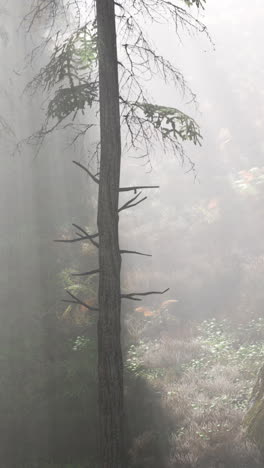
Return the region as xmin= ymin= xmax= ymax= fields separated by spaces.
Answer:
xmin=96 ymin=1 xmax=124 ymax=467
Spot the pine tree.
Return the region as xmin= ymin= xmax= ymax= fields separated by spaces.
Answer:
xmin=23 ymin=1 xmax=208 ymax=466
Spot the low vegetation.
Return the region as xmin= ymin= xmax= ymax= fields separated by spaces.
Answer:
xmin=125 ymin=307 xmax=264 ymax=467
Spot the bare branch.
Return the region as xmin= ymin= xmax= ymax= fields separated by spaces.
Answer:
xmin=120 ymin=249 xmax=152 ymax=257
xmin=71 ymin=269 xmax=100 ymax=277
xmin=54 ymin=228 xmax=99 ymax=244
xmin=119 ymin=185 xmax=159 ymax=193
xmin=72 ymin=223 xmax=99 ymax=248
xmin=121 ymin=196 xmax=147 ymax=211
xmin=119 ymin=191 xmax=147 ymax=211
xmin=54 ymin=237 xmax=86 ymax=244
xmin=120 ymin=190 xmax=142 ymax=206
xmin=121 ymin=296 xmax=142 ymax=302
xmin=73 ymin=160 xmax=100 ymax=184
xmin=63 ymin=290 xmax=99 ymax=311
xmin=121 ymin=288 xmax=169 ymax=301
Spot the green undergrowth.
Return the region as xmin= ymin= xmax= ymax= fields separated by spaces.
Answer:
xmin=125 ymin=316 xmax=264 ymax=466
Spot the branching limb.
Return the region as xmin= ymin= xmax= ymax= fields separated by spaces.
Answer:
xmin=62 ymin=290 xmax=99 ymax=311
xmin=119 ymin=190 xmax=141 ymax=206
xmin=122 ymin=196 xmax=147 ymax=210
xmin=119 ymin=191 xmax=147 ymax=212
xmin=54 ymin=227 xmax=99 ymax=244
xmin=121 ymin=288 xmax=169 ymax=301
xmin=72 ymin=223 xmax=99 ymax=248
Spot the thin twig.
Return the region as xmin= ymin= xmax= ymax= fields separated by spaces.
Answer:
xmin=119 ymin=191 xmax=142 ymax=209
xmin=73 ymin=160 xmax=100 ymax=184
xmin=119 ymin=185 xmax=159 ymax=193
xmin=54 ymin=229 xmax=99 ymax=245
xmin=63 ymin=290 xmax=99 ymax=311
xmin=120 ymin=249 xmax=152 ymax=257
xmin=72 ymin=224 xmax=99 ymax=248
xmin=121 ymin=297 xmax=144 ymax=301
xmin=54 ymin=237 xmax=87 ymax=243
xmin=122 ymin=196 xmax=147 ymax=211
xmin=71 ymin=269 xmax=100 ymax=277
xmin=119 ymin=191 xmax=147 ymax=211
xmin=121 ymin=288 xmax=169 ymax=300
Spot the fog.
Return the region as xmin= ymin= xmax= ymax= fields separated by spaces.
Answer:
xmin=1 ymin=0 xmax=264 ymax=467
xmin=120 ymin=0 xmax=264 ymax=319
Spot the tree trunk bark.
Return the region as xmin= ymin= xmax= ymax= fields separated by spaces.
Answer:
xmin=96 ymin=1 xmax=124 ymax=467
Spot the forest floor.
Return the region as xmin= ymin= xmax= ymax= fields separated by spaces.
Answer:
xmin=21 ymin=313 xmax=264 ymax=468
xmin=125 ymin=310 xmax=264 ymax=467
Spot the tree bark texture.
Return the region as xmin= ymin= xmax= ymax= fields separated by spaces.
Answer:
xmin=96 ymin=0 xmax=124 ymax=467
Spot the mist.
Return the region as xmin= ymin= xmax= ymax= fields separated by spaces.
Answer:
xmin=1 ymin=0 xmax=264 ymax=467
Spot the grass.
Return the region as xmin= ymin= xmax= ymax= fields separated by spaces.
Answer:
xmin=126 ymin=315 xmax=264 ymax=467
